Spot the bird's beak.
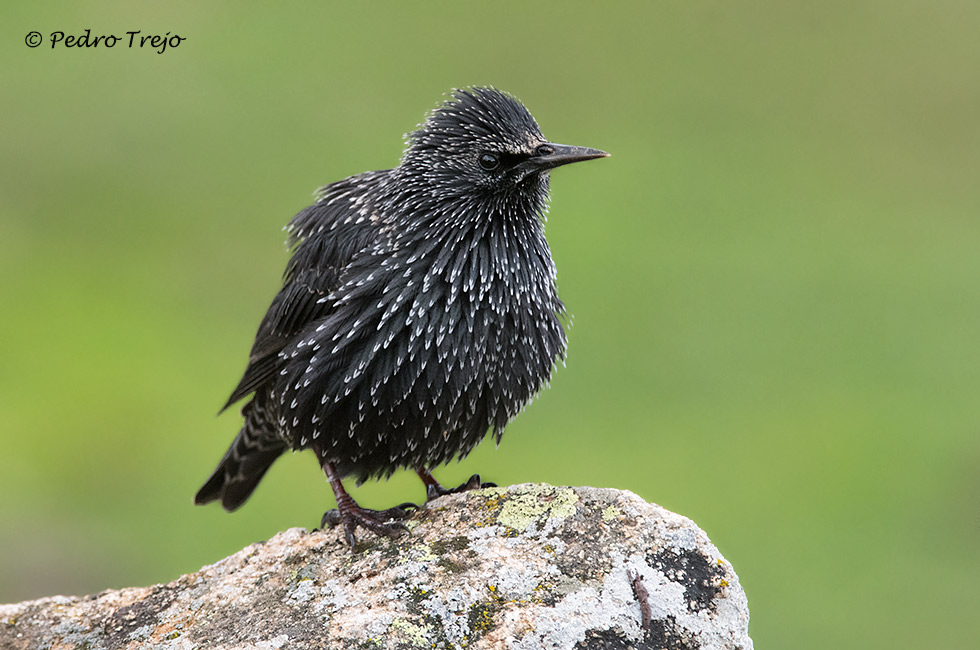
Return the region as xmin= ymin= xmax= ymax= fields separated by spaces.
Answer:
xmin=532 ymin=143 xmax=609 ymax=171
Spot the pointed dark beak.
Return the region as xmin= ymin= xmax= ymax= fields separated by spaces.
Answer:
xmin=531 ymin=143 xmax=609 ymax=171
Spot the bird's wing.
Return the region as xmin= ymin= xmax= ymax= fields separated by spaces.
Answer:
xmin=221 ymin=269 xmax=336 ymax=411
xmin=222 ymin=172 xmax=389 ymax=411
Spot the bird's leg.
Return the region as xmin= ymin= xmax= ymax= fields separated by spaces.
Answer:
xmin=319 ymin=461 xmax=416 ymax=549
xmin=416 ymin=467 xmax=497 ymax=502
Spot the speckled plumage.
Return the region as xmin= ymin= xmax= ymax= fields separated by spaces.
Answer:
xmin=196 ymin=88 xmax=606 ymax=543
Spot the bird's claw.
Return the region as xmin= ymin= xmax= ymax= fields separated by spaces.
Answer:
xmin=425 ymin=473 xmax=497 ymax=502
xmin=320 ymin=502 xmax=418 ymax=549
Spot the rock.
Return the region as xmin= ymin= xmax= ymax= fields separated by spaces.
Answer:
xmin=0 ymin=484 xmax=753 ymax=649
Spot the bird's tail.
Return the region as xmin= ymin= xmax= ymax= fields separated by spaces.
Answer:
xmin=195 ymin=398 xmax=287 ymax=511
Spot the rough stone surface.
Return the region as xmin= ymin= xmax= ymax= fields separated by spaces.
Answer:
xmin=0 ymin=484 xmax=753 ymax=649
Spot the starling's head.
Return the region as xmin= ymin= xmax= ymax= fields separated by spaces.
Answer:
xmin=402 ymin=87 xmax=607 ymax=198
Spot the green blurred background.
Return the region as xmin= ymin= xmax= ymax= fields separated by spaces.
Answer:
xmin=3 ymin=1 xmax=978 ymax=647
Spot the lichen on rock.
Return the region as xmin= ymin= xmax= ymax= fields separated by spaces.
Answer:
xmin=489 ymin=484 xmax=580 ymax=532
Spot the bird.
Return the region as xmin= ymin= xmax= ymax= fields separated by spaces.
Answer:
xmin=195 ymin=87 xmax=608 ymax=548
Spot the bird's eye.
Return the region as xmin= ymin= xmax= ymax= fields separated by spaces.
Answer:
xmin=535 ymin=144 xmax=555 ymax=157
xmin=479 ymin=153 xmax=500 ymax=171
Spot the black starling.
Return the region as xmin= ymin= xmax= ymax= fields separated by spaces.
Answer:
xmin=195 ymin=87 xmax=607 ymax=547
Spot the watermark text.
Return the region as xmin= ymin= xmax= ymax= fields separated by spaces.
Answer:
xmin=26 ymin=29 xmax=186 ymax=54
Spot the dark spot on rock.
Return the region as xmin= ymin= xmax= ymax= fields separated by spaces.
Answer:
xmin=467 ymin=601 xmax=497 ymax=639
xmin=575 ymin=616 xmax=703 ymax=650
xmin=554 ymin=526 xmax=614 ymax=583
xmin=103 ymin=585 xmax=178 ymax=647
xmin=550 ymin=503 xmax=634 ymax=583
xmin=574 ymin=628 xmax=634 ymax=649
xmin=645 ymin=615 xmax=701 ymax=649
xmin=648 ymin=548 xmax=725 ymax=613
xmin=405 ymin=586 xmax=432 ymax=616
xmin=431 ymin=535 xmax=472 ymax=554
xmin=437 ymin=556 xmax=467 ymax=573
xmin=432 ymin=534 xmax=475 ymax=573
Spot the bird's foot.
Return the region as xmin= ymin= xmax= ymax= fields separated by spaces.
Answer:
xmin=423 ymin=473 xmax=497 ymax=502
xmin=320 ymin=501 xmax=418 ymax=549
